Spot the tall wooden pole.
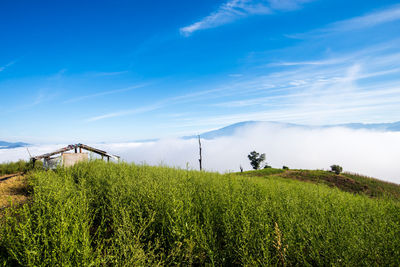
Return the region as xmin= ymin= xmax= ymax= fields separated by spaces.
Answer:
xmin=198 ymin=135 xmax=202 ymax=171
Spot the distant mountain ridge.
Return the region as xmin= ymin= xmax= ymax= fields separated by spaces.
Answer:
xmin=183 ymin=121 xmax=304 ymax=140
xmin=2 ymin=121 xmax=400 ymax=146
xmin=332 ymin=121 xmax=400 ymax=131
xmin=0 ymin=141 xmax=30 ymax=149
xmin=186 ymin=121 xmax=400 ymax=140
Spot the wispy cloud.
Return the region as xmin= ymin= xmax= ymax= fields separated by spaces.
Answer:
xmin=229 ymin=73 xmax=244 ymax=77
xmin=288 ymin=4 xmax=400 ymax=39
xmin=86 ymin=44 xmax=400 ymax=124
xmin=328 ymin=4 xmax=400 ymax=32
xmin=64 ymin=84 xmax=147 ymax=104
xmin=86 ymin=32 xmax=400 ymax=126
xmin=160 ymin=40 xmax=400 ymax=127
xmin=0 ymin=60 xmax=16 ymax=72
xmin=46 ymin=68 xmax=68 ymax=81
xmin=269 ymin=59 xmax=345 ymax=67
xmin=84 ymin=84 xmax=230 ymax=122
xmin=180 ymin=0 xmax=313 ymax=36
xmin=86 ymin=103 xmax=162 ymax=122
xmin=90 ymin=71 xmax=129 ymax=77
xmin=5 ymin=89 xmax=59 ymax=113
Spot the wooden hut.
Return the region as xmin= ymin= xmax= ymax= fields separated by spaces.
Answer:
xmin=31 ymin=143 xmax=120 ymax=169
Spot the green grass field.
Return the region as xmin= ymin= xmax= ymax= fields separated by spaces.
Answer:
xmin=1 ymin=161 xmax=400 ymax=266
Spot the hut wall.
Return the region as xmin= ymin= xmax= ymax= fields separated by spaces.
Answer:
xmin=44 ymin=156 xmax=62 ymax=170
xmin=62 ymin=153 xmax=88 ymax=167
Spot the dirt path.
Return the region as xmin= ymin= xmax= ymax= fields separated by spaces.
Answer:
xmin=0 ymin=174 xmax=29 ymax=213
xmin=0 ymin=172 xmax=24 ymax=182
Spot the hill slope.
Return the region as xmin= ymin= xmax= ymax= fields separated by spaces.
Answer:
xmin=334 ymin=121 xmax=400 ymax=131
xmin=0 ymin=141 xmax=30 ymax=149
xmin=238 ymin=168 xmax=400 ymax=200
xmin=184 ymin=121 xmax=304 ymax=139
xmin=1 ymin=161 xmax=399 ymax=266
xmin=184 ymin=120 xmax=400 ymax=140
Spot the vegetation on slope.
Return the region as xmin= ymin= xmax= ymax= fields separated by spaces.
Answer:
xmin=1 ymin=161 xmax=399 ymax=266
xmin=239 ymin=168 xmax=400 ymax=200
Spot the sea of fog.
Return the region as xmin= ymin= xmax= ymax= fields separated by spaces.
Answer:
xmin=1 ymin=123 xmax=400 ymax=184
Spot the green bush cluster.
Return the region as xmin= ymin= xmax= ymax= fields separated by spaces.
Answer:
xmin=330 ymin=164 xmax=343 ymax=175
xmin=0 ymin=160 xmax=42 ymax=176
xmin=1 ymin=160 xmax=399 ymax=266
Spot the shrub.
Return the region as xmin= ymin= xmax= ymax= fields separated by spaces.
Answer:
xmin=248 ymin=151 xmax=266 ymax=170
xmin=330 ymin=165 xmax=343 ymax=175
xmin=282 ymin=166 xmax=289 ymax=170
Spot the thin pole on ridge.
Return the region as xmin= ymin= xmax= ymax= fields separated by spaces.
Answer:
xmin=198 ymin=135 xmax=202 ymax=171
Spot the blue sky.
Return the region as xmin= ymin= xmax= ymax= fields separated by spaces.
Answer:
xmin=1 ymin=0 xmax=400 ymax=143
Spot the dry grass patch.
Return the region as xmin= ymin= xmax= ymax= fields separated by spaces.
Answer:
xmin=0 ymin=175 xmax=29 ymax=212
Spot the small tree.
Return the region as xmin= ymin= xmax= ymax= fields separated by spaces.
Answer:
xmin=248 ymin=151 xmax=266 ymax=170
xmin=330 ymin=164 xmax=343 ymax=175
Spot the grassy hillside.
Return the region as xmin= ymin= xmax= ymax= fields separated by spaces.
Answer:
xmin=239 ymin=168 xmax=400 ymax=200
xmin=1 ymin=161 xmax=400 ymax=266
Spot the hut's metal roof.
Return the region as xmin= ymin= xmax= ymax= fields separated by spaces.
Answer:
xmin=32 ymin=143 xmax=120 ymax=161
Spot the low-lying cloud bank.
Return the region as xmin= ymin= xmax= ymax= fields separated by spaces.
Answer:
xmin=1 ymin=123 xmax=399 ymax=184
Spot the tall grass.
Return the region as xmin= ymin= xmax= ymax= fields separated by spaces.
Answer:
xmin=342 ymin=172 xmax=400 ymax=199
xmin=0 ymin=160 xmax=30 ymax=176
xmin=1 ymin=160 xmax=399 ymax=266
xmin=0 ymin=160 xmax=42 ymax=176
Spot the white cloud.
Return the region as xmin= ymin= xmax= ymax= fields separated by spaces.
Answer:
xmin=95 ymin=125 xmax=400 ymax=184
xmin=180 ymin=0 xmax=312 ymax=36
xmin=2 ymin=124 xmax=399 ymax=184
